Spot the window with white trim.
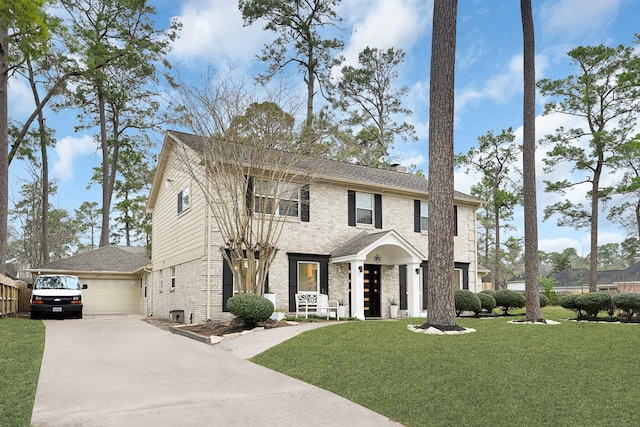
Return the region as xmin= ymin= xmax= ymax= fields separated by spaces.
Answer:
xmin=178 ymin=186 xmax=190 ymax=214
xmin=254 ymin=179 xmax=299 ymax=217
xmin=356 ymin=192 xmax=373 ymax=225
xmin=453 ymin=268 xmax=462 ymax=290
xmin=171 ymin=267 xmax=176 ymax=288
xmin=420 ymin=201 xmax=428 ymax=231
xmin=297 ymin=262 xmax=319 ymax=293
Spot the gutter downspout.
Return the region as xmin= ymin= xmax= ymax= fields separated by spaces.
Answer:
xmin=206 ymin=175 xmax=212 ymax=322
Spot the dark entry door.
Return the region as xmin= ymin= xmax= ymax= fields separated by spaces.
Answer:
xmin=364 ymin=264 xmax=381 ymax=318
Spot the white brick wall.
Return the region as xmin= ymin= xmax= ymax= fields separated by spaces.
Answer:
xmin=148 ymin=177 xmax=480 ymax=323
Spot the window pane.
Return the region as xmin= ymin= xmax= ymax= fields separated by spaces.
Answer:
xmin=356 ymin=192 xmax=373 ymax=209
xmin=298 ymin=262 xmax=318 ymax=292
xmin=421 ymin=201 xmax=428 ymax=231
xmin=356 ymin=208 xmax=373 ymax=224
xmin=453 ymin=269 xmax=462 ymax=290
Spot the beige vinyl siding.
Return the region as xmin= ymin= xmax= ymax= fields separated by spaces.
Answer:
xmin=150 ymin=146 xmax=206 ymax=269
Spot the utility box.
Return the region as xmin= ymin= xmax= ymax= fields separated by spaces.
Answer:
xmin=170 ymin=309 xmax=184 ymax=323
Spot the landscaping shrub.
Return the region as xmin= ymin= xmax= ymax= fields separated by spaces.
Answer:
xmin=476 ymin=292 xmax=496 ymax=315
xmin=575 ymin=293 xmax=613 ymax=318
xmin=538 ymin=294 xmax=549 ymax=308
xmin=493 ymin=289 xmax=526 ymax=315
xmin=559 ymin=294 xmax=582 ymax=317
xmin=480 ymin=289 xmax=496 ymax=296
xmin=612 ymin=293 xmax=640 ymax=318
xmin=454 ymin=290 xmax=481 ymax=316
xmin=227 ymin=293 xmax=274 ymax=325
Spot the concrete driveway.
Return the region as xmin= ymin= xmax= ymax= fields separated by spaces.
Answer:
xmin=31 ymin=315 xmax=402 ymax=427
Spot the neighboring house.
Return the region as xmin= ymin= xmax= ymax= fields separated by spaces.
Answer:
xmin=545 ymin=268 xmax=622 ymax=294
xmin=27 ymin=246 xmax=150 ymax=315
xmin=612 ymin=262 xmax=640 ymax=293
xmin=146 ymin=130 xmax=484 ymax=323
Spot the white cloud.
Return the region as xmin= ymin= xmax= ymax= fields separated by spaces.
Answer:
xmin=540 ymin=0 xmax=622 ymax=40
xmin=170 ymin=0 xmax=271 ymax=67
xmin=8 ymin=78 xmax=35 ymax=119
xmin=339 ymin=0 xmax=432 ymax=66
xmin=539 ymin=236 xmax=584 ymax=254
xmin=53 ymin=135 xmax=98 ymax=181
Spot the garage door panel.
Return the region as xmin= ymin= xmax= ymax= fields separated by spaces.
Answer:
xmin=83 ymin=281 xmax=140 ymax=315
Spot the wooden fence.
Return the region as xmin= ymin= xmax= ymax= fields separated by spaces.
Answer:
xmin=0 ymin=274 xmax=19 ymax=317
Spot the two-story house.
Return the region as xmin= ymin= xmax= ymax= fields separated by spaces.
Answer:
xmin=146 ymin=130 xmax=484 ymax=323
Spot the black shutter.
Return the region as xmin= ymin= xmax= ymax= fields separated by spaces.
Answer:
xmin=177 ymin=191 xmax=183 ymax=214
xmin=245 ymin=176 xmax=254 ymax=213
xmin=374 ymin=194 xmax=382 ymax=229
xmin=414 ymin=200 xmax=421 ymax=232
xmin=320 ymin=261 xmax=329 ymax=295
xmin=222 ymin=258 xmax=233 ymax=312
xmin=301 ymin=184 xmax=310 ymax=222
xmin=288 ymin=259 xmax=297 ymax=311
xmin=454 ymin=205 xmax=458 ymax=236
xmin=399 ymin=265 xmax=407 ymax=310
xmin=347 ymin=190 xmax=356 ymax=226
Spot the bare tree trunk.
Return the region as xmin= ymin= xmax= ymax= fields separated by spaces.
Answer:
xmin=0 ymin=24 xmax=8 ymax=269
xmin=425 ymin=0 xmax=458 ymax=328
xmin=494 ymin=209 xmax=501 ymax=290
xmin=589 ymin=167 xmax=601 ymax=292
xmin=98 ymin=86 xmax=111 ymax=247
xmin=521 ymin=0 xmax=541 ymax=321
xmin=27 ymin=57 xmax=50 ymax=264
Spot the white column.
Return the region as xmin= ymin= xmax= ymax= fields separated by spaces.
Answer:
xmin=352 ymin=260 xmax=366 ymax=320
xmin=407 ymin=262 xmax=422 ymax=317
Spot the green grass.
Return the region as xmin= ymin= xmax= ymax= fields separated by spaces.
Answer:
xmin=252 ymin=307 xmax=640 ymax=426
xmin=0 ymin=318 xmax=45 ymax=427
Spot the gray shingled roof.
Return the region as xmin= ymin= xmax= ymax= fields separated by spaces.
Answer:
xmin=330 ymin=231 xmax=391 ymax=258
xmin=552 ymin=268 xmax=623 ymax=287
xmin=29 ymin=246 xmax=150 ymax=274
xmin=167 ymin=130 xmax=483 ymax=204
xmin=611 ymin=262 xmax=640 ymax=282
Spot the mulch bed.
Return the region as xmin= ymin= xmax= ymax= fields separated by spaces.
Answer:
xmin=176 ymin=318 xmax=293 ymax=336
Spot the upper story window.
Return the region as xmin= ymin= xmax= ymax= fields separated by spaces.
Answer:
xmin=254 ymin=179 xmax=299 ymax=217
xmin=356 ymin=192 xmax=374 ymax=225
xmin=348 ymin=190 xmax=382 ymax=229
xmin=178 ymin=186 xmax=190 ymax=214
xmin=420 ymin=201 xmax=428 ymax=231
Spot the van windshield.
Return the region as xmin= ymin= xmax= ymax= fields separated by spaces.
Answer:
xmin=34 ymin=276 xmax=81 ymax=290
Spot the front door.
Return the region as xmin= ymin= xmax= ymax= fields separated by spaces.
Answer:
xmin=364 ymin=264 xmax=381 ymax=318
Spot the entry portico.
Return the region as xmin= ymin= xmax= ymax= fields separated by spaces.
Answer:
xmin=330 ymin=230 xmax=424 ymax=320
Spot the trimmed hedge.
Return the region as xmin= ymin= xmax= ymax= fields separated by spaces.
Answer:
xmin=612 ymin=293 xmax=640 ymax=318
xmin=539 ymin=294 xmax=549 ymax=308
xmin=493 ymin=289 xmax=526 ymax=315
xmin=559 ymin=293 xmax=613 ymax=319
xmin=575 ymin=293 xmax=613 ymax=318
xmin=227 ymin=293 xmax=274 ymax=325
xmin=454 ymin=290 xmax=481 ymax=316
xmin=477 ymin=292 xmax=496 ymax=315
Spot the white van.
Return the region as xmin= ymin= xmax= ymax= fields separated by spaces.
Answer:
xmin=29 ymin=274 xmax=88 ymax=319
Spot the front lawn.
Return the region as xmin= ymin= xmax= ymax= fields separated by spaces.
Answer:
xmin=252 ymin=306 xmax=640 ymax=426
xmin=0 ymin=317 xmax=45 ymax=427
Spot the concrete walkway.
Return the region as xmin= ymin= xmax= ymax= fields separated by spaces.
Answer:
xmin=32 ymin=315 xmax=402 ymax=427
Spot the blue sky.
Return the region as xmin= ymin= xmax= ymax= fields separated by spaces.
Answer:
xmin=8 ymin=0 xmax=640 ymax=255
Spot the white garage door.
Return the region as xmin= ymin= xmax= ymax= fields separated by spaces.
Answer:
xmin=83 ymin=280 xmax=140 ymax=315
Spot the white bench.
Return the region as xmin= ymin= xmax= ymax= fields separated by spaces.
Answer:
xmin=295 ymin=293 xmax=340 ymax=320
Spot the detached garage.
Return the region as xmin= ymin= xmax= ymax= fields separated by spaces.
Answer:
xmin=28 ymin=246 xmax=150 ymax=315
